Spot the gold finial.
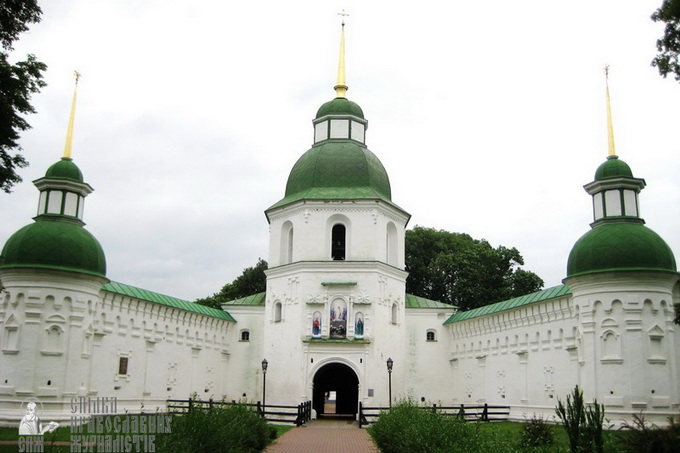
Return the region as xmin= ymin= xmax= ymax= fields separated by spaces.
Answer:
xmin=63 ymin=71 xmax=81 ymax=159
xmin=604 ymin=65 xmax=616 ymax=157
xmin=334 ymin=10 xmax=349 ymax=98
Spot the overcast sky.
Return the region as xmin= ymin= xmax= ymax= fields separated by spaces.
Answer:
xmin=3 ymin=0 xmax=679 ymax=302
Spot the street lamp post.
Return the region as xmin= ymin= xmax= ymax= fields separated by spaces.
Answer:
xmin=261 ymin=359 xmax=268 ymax=417
xmin=386 ymin=357 xmax=393 ymax=408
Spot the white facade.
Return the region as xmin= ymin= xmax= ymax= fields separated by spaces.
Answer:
xmin=1 ymin=92 xmax=679 ymax=428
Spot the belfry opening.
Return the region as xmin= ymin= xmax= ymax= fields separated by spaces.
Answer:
xmin=312 ymin=362 xmax=359 ymax=418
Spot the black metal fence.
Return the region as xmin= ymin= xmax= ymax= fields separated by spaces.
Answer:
xmin=167 ymin=398 xmax=312 ymax=426
xmin=358 ymin=402 xmax=510 ymax=428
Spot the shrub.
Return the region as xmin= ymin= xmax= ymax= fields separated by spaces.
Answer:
xmin=555 ymin=385 xmax=605 ymax=453
xmin=368 ymin=399 xmax=521 ymax=453
xmin=520 ymin=414 xmax=554 ymax=447
xmin=617 ymin=414 xmax=680 ymax=453
xmin=156 ymin=403 xmax=276 ymax=453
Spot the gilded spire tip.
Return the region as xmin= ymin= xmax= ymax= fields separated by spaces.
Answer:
xmin=334 ymin=10 xmax=349 ymax=98
xmin=63 ymin=71 xmax=81 ymax=160
xmin=604 ymin=65 xmax=616 ymax=157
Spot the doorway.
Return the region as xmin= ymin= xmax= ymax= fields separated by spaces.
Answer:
xmin=312 ymin=362 xmax=359 ymax=418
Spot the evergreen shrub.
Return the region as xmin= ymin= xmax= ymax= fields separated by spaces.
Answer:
xmin=617 ymin=415 xmax=680 ymax=453
xmin=368 ymin=399 xmax=516 ymax=453
xmin=520 ymin=414 xmax=554 ymax=447
xmin=156 ymin=404 xmax=276 ymax=453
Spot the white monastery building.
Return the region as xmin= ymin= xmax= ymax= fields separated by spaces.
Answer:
xmin=1 ymin=26 xmax=678 ymax=426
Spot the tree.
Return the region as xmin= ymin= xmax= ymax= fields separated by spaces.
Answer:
xmin=651 ymin=0 xmax=680 ymax=81
xmin=405 ymin=226 xmax=544 ymax=311
xmin=0 ymin=0 xmax=47 ymax=193
xmin=196 ymin=258 xmax=268 ymax=309
xmin=199 ymin=227 xmax=544 ymax=312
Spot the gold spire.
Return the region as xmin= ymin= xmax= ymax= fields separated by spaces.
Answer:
xmin=63 ymin=71 xmax=81 ymax=159
xmin=334 ymin=11 xmax=349 ymax=98
xmin=604 ymin=65 xmax=616 ymax=157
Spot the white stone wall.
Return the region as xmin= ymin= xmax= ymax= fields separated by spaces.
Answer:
xmin=0 ymin=269 xmax=234 ymax=426
xmin=447 ymin=294 xmax=578 ymax=420
xmin=446 ymin=272 xmax=680 ymax=425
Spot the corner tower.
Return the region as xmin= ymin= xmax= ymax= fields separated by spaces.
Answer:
xmin=261 ymin=21 xmax=411 ymax=415
xmin=0 ymin=74 xmax=108 ymax=424
xmin=564 ymin=69 xmax=678 ymax=420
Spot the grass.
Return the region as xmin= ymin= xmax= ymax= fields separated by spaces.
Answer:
xmin=0 ymin=412 xmax=296 ymax=453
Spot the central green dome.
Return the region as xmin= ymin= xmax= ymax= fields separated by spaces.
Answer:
xmin=567 ymin=222 xmax=676 ymax=277
xmin=269 ymin=141 xmax=392 ymax=210
xmin=0 ymin=219 xmax=106 ymax=277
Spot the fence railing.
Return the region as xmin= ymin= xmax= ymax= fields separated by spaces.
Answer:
xmin=167 ymin=398 xmax=312 ymax=426
xmin=358 ymin=402 xmax=510 ymax=428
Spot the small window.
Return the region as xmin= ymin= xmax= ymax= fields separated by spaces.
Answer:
xmin=331 ymin=224 xmax=346 ymax=260
xmin=240 ymin=330 xmax=250 ymax=342
xmin=274 ymin=302 xmax=282 ymax=322
xmin=391 ymin=303 xmax=398 ymax=325
xmin=118 ymin=357 xmax=129 ymax=375
xmin=426 ymin=330 xmax=436 ymax=342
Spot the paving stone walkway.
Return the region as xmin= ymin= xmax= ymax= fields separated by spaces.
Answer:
xmin=264 ymin=419 xmax=379 ymax=453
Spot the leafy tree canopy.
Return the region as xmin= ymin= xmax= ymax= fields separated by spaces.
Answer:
xmin=198 ymin=227 xmax=544 ymax=312
xmin=0 ymin=0 xmax=47 ymax=193
xmin=652 ymin=0 xmax=680 ymax=81
xmin=405 ymin=226 xmax=544 ymax=311
xmin=196 ymin=258 xmax=268 ymax=309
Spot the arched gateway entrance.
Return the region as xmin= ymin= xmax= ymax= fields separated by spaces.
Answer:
xmin=312 ymin=362 xmax=359 ymax=418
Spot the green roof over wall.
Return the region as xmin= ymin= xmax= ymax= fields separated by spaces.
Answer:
xmin=103 ymin=281 xmax=236 ymax=322
xmin=405 ymin=294 xmax=453 ymax=309
xmin=223 ymin=292 xmax=451 ymax=309
xmin=444 ymin=285 xmax=572 ymax=324
xmin=223 ymin=292 xmax=266 ymax=306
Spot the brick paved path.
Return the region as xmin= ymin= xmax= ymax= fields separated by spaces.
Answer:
xmin=265 ymin=419 xmax=379 ymax=453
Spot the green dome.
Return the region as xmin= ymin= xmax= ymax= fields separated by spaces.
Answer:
xmin=316 ymin=98 xmax=364 ymax=119
xmin=594 ymin=155 xmax=633 ymax=180
xmin=269 ymin=141 xmax=391 ymax=210
xmin=45 ymin=158 xmax=84 ymax=182
xmin=0 ymin=219 xmax=106 ymax=277
xmin=567 ymin=222 xmax=676 ymax=277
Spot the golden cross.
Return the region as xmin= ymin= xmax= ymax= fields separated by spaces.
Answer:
xmin=74 ymin=70 xmax=81 ymax=86
xmin=338 ymin=9 xmax=349 ymax=26
xmin=604 ymin=64 xmax=610 ymax=80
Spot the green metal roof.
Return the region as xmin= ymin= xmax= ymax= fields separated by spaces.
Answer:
xmin=316 ymin=98 xmax=364 ymax=119
xmin=44 ymin=157 xmax=84 ymax=182
xmin=103 ymin=281 xmax=236 ymax=322
xmin=267 ymin=141 xmax=398 ymax=212
xmin=222 ymin=292 xmax=266 ymax=306
xmin=567 ymin=222 xmax=676 ymax=277
xmin=1 ymin=219 xmax=106 ymax=277
xmin=444 ymin=285 xmax=572 ymax=324
xmin=405 ymin=294 xmax=454 ymax=309
xmin=594 ymin=155 xmax=633 ymax=180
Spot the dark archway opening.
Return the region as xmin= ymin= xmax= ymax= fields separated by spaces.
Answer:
xmin=331 ymin=224 xmax=346 ymax=260
xmin=312 ymin=362 xmax=359 ymax=419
